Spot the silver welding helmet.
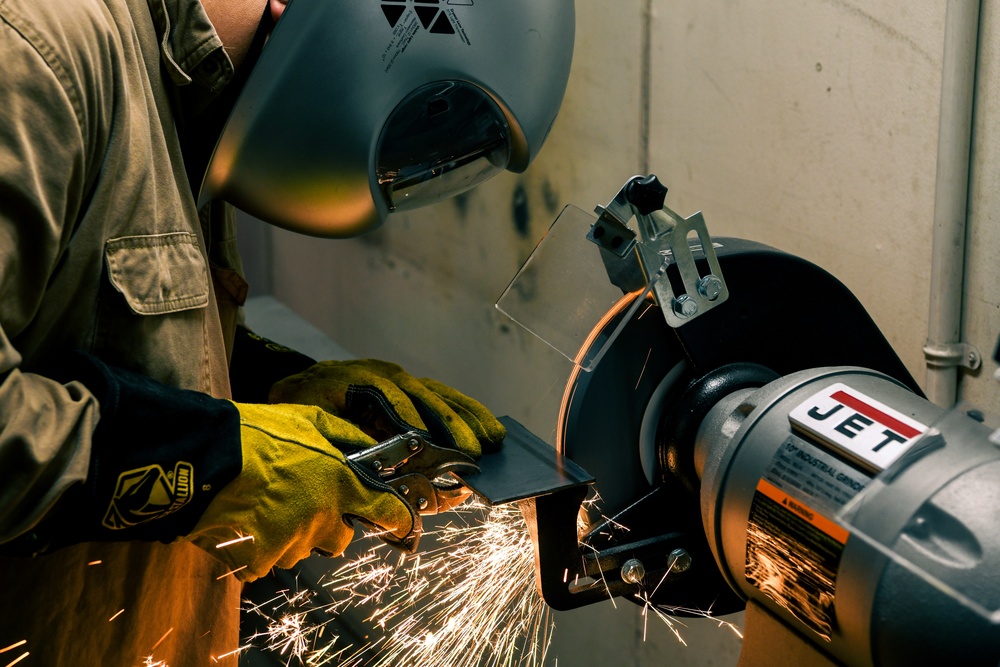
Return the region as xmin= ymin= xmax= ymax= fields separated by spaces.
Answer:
xmin=199 ymin=0 xmax=575 ymax=237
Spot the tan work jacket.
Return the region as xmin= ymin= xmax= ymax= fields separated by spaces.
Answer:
xmin=0 ymin=0 xmax=246 ymax=662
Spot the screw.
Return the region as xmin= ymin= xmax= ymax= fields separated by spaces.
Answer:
xmin=672 ymin=295 xmax=698 ymax=318
xmin=398 ymin=485 xmax=409 ymax=496
xmin=697 ymin=275 xmax=723 ymax=301
xmin=666 ymin=548 xmax=692 ymax=574
xmin=416 ymin=497 xmax=429 ymax=511
xmin=372 ymin=460 xmax=383 ymax=472
xmin=620 ymin=558 xmax=645 ymax=584
xmin=408 ymin=438 xmax=420 ymax=452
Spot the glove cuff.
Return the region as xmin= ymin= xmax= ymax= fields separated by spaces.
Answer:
xmin=28 ymin=352 xmax=242 ymax=550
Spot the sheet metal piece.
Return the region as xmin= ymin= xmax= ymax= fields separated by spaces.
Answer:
xmin=458 ymin=416 xmax=594 ymax=505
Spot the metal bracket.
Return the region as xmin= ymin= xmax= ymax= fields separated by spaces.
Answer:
xmin=923 ymin=341 xmax=982 ymax=370
xmin=587 ymin=175 xmax=729 ymax=328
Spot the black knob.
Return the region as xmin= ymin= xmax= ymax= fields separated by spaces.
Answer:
xmin=626 ymin=174 xmax=668 ymax=215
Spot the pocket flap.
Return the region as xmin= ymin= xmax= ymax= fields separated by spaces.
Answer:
xmin=105 ymin=233 xmax=209 ymax=315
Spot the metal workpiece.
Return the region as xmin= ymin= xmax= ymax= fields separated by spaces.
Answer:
xmin=458 ymin=416 xmax=593 ymax=507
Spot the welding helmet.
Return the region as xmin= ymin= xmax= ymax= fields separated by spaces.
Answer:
xmin=199 ymin=0 xmax=575 ymax=238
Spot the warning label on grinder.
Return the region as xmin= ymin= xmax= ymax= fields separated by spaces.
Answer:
xmin=745 ymin=435 xmax=871 ymax=641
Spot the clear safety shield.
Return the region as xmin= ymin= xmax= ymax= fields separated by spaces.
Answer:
xmin=496 ymin=204 xmax=665 ymax=371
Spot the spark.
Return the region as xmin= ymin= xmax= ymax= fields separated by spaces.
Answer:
xmin=216 ymin=534 xmax=255 ymax=549
xmin=3 ymin=653 xmax=28 ymax=667
xmin=109 ymin=609 xmax=125 ymax=622
xmin=635 ymin=348 xmax=653 ymax=389
xmin=142 ymin=657 xmax=167 ymax=667
xmin=243 ymin=496 xmax=743 ymax=665
xmin=88 ymin=560 xmax=102 ymax=566
xmin=243 ymin=502 xmax=553 ymax=667
xmin=150 ymin=627 xmax=173 ymax=651
xmin=0 ymin=642 xmax=25 ymax=654
xmin=335 ymin=502 xmax=554 ymax=667
xmin=216 ymin=565 xmax=247 ymax=580
xmin=213 ymin=645 xmax=250 ymax=662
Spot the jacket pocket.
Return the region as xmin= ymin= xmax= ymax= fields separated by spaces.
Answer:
xmin=104 ymin=233 xmax=209 ymax=315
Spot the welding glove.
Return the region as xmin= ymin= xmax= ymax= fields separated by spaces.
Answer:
xmin=187 ymin=402 xmax=415 ymax=581
xmin=3 ymin=352 xmax=413 ymax=583
xmin=269 ymin=359 xmax=507 ymax=459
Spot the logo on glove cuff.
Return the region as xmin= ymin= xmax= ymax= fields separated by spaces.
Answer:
xmin=102 ymin=462 xmax=194 ymax=530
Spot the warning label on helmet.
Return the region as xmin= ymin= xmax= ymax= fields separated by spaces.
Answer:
xmin=380 ymin=1 xmax=470 ymax=72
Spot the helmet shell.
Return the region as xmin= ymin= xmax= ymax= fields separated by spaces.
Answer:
xmin=200 ymin=0 xmax=575 ymax=237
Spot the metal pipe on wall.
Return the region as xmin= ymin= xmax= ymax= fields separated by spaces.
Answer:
xmin=925 ymin=0 xmax=982 ymax=407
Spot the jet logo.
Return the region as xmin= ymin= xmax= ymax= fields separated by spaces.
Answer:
xmin=380 ymin=0 xmax=465 ymax=34
xmin=102 ymin=462 xmax=194 ymax=530
xmin=789 ymin=383 xmax=927 ymax=472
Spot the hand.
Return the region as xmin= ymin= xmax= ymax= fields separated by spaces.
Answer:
xmin=268 ymin=359 xmax=506 ymax=459
xmin=187 ymin=402 xmax=415 ymax=582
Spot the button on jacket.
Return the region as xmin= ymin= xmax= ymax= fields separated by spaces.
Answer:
xmin=0 ymin=0 xmax=247 ymax=662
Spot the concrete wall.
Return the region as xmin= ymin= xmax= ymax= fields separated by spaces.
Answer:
xmin=242 ymin=0 xmax=1000 ymax=664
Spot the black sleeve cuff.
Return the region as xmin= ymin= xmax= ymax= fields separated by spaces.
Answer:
xmin=229 ymin=324 xmax=317 ymax=403
xmin=17 ymin=352 xmax=243 ymax=552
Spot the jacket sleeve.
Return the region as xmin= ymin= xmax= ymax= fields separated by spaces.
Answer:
xmin=0 ymin=10 xmax=97 ymax=543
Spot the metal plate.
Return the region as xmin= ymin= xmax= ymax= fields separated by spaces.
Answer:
xmin=459 ymin=416 xmax=594 ymax=505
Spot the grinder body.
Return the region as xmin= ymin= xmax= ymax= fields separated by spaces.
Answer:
xmin=698 ymin=367 xmax=1000 ymax=666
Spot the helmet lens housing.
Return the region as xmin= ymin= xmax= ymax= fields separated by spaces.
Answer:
xmin=377 ymin=82 xmax=511 ymax=213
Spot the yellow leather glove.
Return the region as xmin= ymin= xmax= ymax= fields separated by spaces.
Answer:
xmin=187 ymin=402 xmax=415 ymax=582
xmin=269 ymin=359 xmax=506 ymax=458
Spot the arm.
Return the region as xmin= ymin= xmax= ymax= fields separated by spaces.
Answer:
xmin=0 ymin=11 xmax=97 ymax=544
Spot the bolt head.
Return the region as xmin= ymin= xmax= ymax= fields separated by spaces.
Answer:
xmin=407 ymin=438 xmax=420 ymax=452
xmin=672 ymin=295 xmax=698 ymax=318
xmin=416 ymin=497 xmax=429 ymax=511
xmin=620 ymin=558 xmax=645 ymax=584
xmin=398 ymin=485 xmax=409 ymax=496
xmin=697 ymin=275 xmax=723 ymax=301
xmin=372 ymin=460 xmax=383 ymax=472
xmin=667 ymin=548 xmax=692 ymax=574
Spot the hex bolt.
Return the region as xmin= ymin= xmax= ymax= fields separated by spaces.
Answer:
xmin=620 ymin=558 xmax=645 ymax=584
xmin=672 ymin=295 xmax=699 ymax=318
xmin=666 ymin=548 xmax=692 ymax=574
xmin=398 ymin=485 xmax=410 ymax=496
xmin=697 ymin=275 xmax=724 ymax=301
xmin=407 ymin=438 xmax=420 ymax=452
xmin=416 ymin=497 xmax=429 ymax=511
xmin=372 ymin=460 xmax=383 ymax=472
